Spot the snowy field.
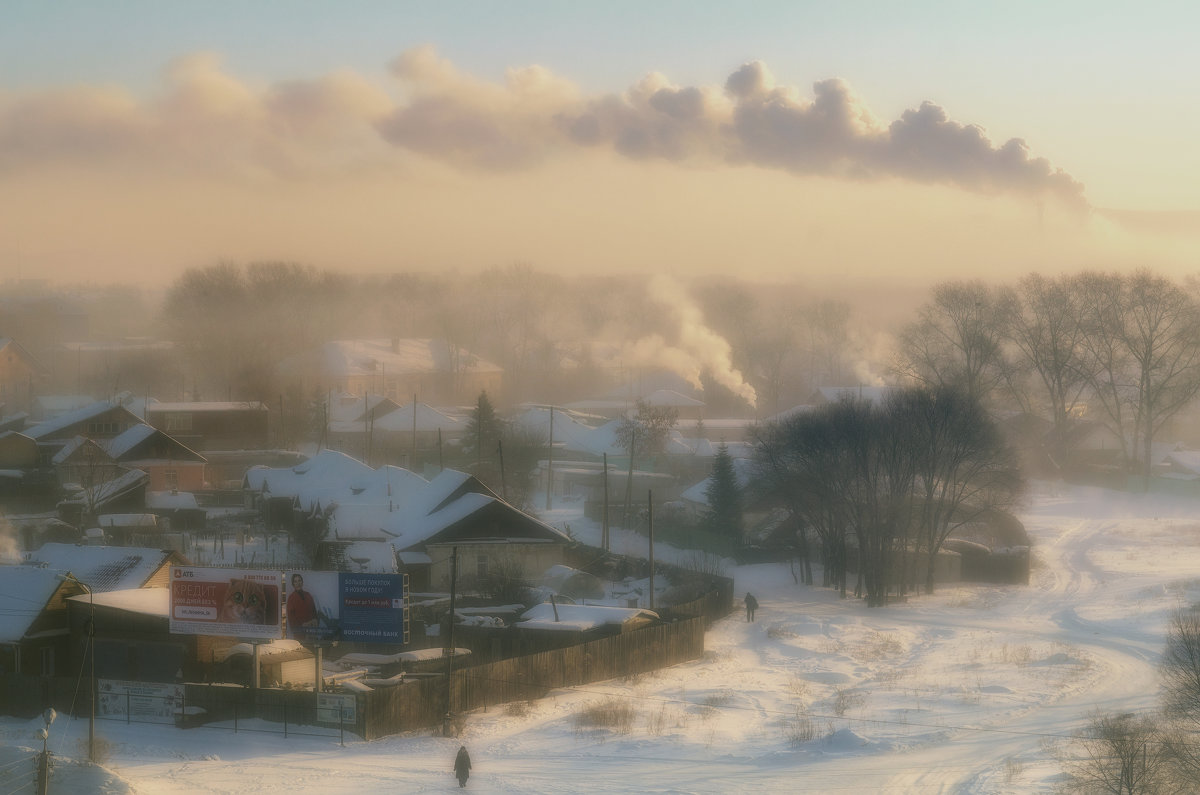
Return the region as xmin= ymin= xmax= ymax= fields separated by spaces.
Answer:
xmin=4 ymin=481 xmax=1199 ymax=794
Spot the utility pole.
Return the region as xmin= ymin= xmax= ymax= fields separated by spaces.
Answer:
xmin=61 ymin=575 xmax=95 ymax=762
xmin=602 ymin=452 xmax=609 ymax=552
xmin=498 ymin=440 xmax=508 ymax=502
xmin=648 ymin=490 xmax=655 ymax=610
xmin=36 ymin=708 xmax=54 ymax=795
xmin=545 ymin=406 xmax=554 ymax=511
xmin=443 ymin=546 xmax=458 ymax=737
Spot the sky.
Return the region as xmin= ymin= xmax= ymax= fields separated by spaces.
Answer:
xmin=2 ymin=1 xmax=1199 ymax=288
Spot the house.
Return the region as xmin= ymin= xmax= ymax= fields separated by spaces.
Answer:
xmin=0 ymin=338 xmax=46 ymax=415
xmin=22 ymin=543 xmax=185 ymax=591
xmin=25 ymin=401 xmax=144 ymax=449
xmin=101 ymin=423 xmax=207 ymax=492
xmin=0 ymin=566 xmax=85 ymax=675
xmin=57 ymin=467 xmax=151 ymax=526
xmin=96 ymin=513 xmax=162 ymax=547
xmin=327 ymin=400 xmax=468 ymax=467
xmin=146 ymin=401 xmax=269 ymax=451
xmin=278 ymin=338 xmax=504 ymax=407
xmin=0 ymin=430 xmax=40 ymax=469
xmin=63 ymin=587 xmax=205 ymax=684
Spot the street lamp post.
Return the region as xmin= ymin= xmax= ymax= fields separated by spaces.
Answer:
xmin=60 ymin=573 xmax=95 ymax=763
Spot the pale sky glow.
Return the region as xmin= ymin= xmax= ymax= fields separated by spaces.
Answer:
xmin=2 ymin=1 xmax=1198 ymax=285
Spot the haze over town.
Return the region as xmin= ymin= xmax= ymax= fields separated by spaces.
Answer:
xmin=4 ymin=3 xmax=1200 ymax=794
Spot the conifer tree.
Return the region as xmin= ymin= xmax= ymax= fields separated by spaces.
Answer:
xmin=704 ymin=443 xmax=744 ymax=541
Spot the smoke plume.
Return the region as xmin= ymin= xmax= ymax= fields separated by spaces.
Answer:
xmin=0 ymin=47 xmax=1085 ymax=205
xmin=623 ymin=276 xmax=758 ymax=408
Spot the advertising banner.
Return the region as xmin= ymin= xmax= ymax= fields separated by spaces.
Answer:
xmin=284 ymin=570 xmax=340 ymax=643
xmin=98 ymin=679 xmax=184 ymax=724
xmin=317 ymin=692 xmax=356 ymax=725
xmin=169 ymin=567 xmax=282 ymax=639
xmin=338 ymin=573 xmax=408 ymax=645
xmin=284 ymin=571 xmax=409 ymax=645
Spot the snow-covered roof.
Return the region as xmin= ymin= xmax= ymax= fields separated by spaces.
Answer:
xmin=51 ymin=435 xmax=100 ymax=465
xmin=24 ymin=401 xmax=128 ymax=440
xmin=642 ymin=389 xmax=705 ymax=408
xmin=370 ymin=402 xmax=468 ymax=433
xmin=23 ymin=543 xmax=174 ymax=592
xmin=764 ymin=404 xmax=815 ymax=424
xmin=69 ymin=587 xmax=168 ymax=618
xmin=57 ymin=468 xmax=149 ymax=506
xmin=514 ymin=407 xmax=695 ymax=458
xmin=0 ymin=566 xmax=70 ymax=643
xmin=146 ymin=490 xmax=200 ymax=510
xmin=245 ymin=449 xmax=375 ymax=500
xmin=98 ymin=513 xmax=158 ymax=528
xmin=516 ymin=603 xmax=660 ymax=632
xmin=812 ymin=386 xmax=895 ymax=405
xmin=102 ymin=423 xmax=158 ymax=459
xmin=339 ymin=541 xmax=398 ymax=573
xmin=149 ymin=402 xmax=266 ymax=413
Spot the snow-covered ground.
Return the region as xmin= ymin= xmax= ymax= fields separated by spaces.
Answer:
xmin=4 ymin=481 xmax=1199 ymax=793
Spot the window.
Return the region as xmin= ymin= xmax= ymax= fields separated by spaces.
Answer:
xmin=165 ymin=413 xmax=192 ymax=432
xmin=164 ymin=470 xmax=179 ymax=491
xmin=40 ymin=647 xmax=54 ymax=676
xmin=87 ymin=421 xmax=121 ymax=435
xmin=476 ymin=554 xmax=488 ymax=580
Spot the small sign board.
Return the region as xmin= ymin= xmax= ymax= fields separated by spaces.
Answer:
xmin=98 ymin=679 xmax=184 ymax=724
xmin=317 ymin=692 xmax=356 ymax=725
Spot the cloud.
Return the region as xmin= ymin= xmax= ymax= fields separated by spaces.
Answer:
xmin=0 ymin=48 xmax=1085 ymax=204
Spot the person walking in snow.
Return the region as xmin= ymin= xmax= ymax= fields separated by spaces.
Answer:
xmin=454 ymin=745 xmax=472 ymax=787
xmin=744 ymin=592 xmax=758 ymax=622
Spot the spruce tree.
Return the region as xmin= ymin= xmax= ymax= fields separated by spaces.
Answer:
xmin=704 ymin=443 xmax=744 ymax=541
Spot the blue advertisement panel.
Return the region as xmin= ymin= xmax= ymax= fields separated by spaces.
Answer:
xmin=338 ymin=573 xmax=409 ymax=645
xmin=284 ymin=571 xmax=409 ymax=645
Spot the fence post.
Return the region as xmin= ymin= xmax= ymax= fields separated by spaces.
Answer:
xmin=126 ymin=692 xmax=131 ymax=725
xmin=234 ymin=701 xmax=238 ymax=733
xmin=283 ymin=701 xmax=288 ymax=738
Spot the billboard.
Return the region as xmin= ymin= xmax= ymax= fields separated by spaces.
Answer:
xmin=169 ymin=567 xmax=282 ymax=639
xmin=285 ymin=570 xmax=339 ymax=643
xmin=285 ymin=571 xmax=409 ymax=645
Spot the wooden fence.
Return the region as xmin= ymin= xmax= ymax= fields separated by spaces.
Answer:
xmin=362 ymin=616 xmax=706 ymax=739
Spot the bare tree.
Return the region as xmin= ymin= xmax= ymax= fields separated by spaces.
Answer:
xmin=1000 ymin=273 xmax=1094 ymax=436
xmin=1065 ymin=711 xmax=1177 ymax=795
xmin=887 ymin=386 xmax=1023 ymax=594
xmin=614 ymin=400 xmax=678 ymax=461
xmin=1075 ymin=271 xmax=1200 ymax=479
xmin=894 ymin=281 xmax=1010 ymax=405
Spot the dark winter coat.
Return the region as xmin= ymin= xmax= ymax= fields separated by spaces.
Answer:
xmin=455 ymin=747 xmax=472 ymax=778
